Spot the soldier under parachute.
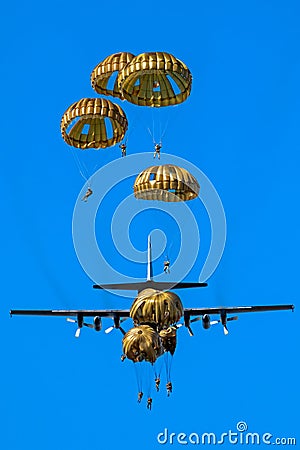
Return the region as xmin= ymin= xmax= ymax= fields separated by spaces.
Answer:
xmin=137 ymin=392 xmax=143 ymax=403
xmin=155 ymin=377 xmax=160 ymax=392
xmin=147 ymin=397 xmax=153 ymax=410
xmin=154 ymin=143 xmax=162 ymax=159
xmin=164 ymin=259 xmax=170 ymax=274
xmin=81 ymin=187 xmax=93 ymax=202
xmin=166 ymin=381 xmax=172 ymax=396
xmin=119 ymin=143 xmax=127 ymax=157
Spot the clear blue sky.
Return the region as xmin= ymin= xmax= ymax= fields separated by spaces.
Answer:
xmin=1 ymin=1 xmax=299 ymax=449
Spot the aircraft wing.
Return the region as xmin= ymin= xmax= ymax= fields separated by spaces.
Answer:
xmin=10 ymin=304 xmax=294 ymax=319
xmin=10 ymin=304 xmax=294 ymax=337
xmin=182 ymin=304 xmax=294 ymax=335
xmin=9 ymin=309 xmax=130 ymax=318
xmin=184 ymin=304 xmax=295 ymax=317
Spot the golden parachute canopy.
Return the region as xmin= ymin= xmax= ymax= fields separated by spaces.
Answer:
xmin=91 ymin=52 xmax=135 ymax=99
xmin=60 ymin=98 xmax=128 ymax=149
xmin=130 ymin=288 xmax=183 ymax=328
xmin=122 ymin=325 xmax=163 ymax=363
xmin=117 ymin=52 xmax=192 ymax=107
xmin=133 ymin=164 xmax=200 ymax=201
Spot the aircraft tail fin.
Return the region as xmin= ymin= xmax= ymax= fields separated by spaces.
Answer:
xmin=147 ymin=234 xmax=153 ymax=281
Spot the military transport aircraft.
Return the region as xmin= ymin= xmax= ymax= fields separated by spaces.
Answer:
xmin=10 ymin=236 xmax=294 ymax=337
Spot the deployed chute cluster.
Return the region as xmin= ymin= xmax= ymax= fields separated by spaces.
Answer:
xmin=121 ymin=289 xmax=184 ymax=401
xmin=124 ymin=288 xmax=183 ymax=362
xmin=61 ymin=51 xmax=192 ymax=152
xmin=91 ymin=51 xmax=192 ymax=107
xmin=60 ymin=50 xmax=198 ymax=202
xmin=60 ymin=51 xmax=198 ymax=407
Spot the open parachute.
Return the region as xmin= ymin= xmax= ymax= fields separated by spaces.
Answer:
xmin=91 ymin=51 xmax=192 ymax=107
xmin=133 ymin=164 xmax=200 ymax=201
xmin=129 ymin=289 xmax=183 ymax=358
xmin=130 ymin=288 xmax=183 ymax=328
xmin=122 ymin=289 xmax=184 ymax=399
xmin=60 ymin=98 xmax=128 ymax=149
xmin=122 ymin=325 xmax=163 ymax=363
xmin=91 ymin=52 xmax=135 ymax=99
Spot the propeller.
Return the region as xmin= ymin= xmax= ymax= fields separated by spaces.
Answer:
xmin=104 ymin=318 xmax=127 ymax=335
xmin=75 ymin=327 xmax=81 ymax=338
xmin=220 ymin=314 xmax=238 ymax=335
xmin=180 ymin=321 xmax=193 ymax=336
xmin=183 ymin=312 xmax=195 ymax=336
xmin=186 ymin=325 xmax=194 ymax=337
xmin=176 ymin=322 xmax=193 ymax=336
xmin=182 ymin=314 xmax=238 ymax=335
xmin=66 ymin=317 xmax=94 ymax=338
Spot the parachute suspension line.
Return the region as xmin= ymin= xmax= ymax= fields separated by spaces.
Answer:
xmin=164 ymin=353 xmax=174 ymax=397
xmin=156 ymin=109 xmax=170 ymax=148
xmin=169 ymin=354 xmax=173 ymax=381
xmin=152 ymin=107 xmax=156 ymax=144
xmin=158 ymin=106 xmax=162 ymax=145
xmin=156 ymin=106 xmax=166 ymax=145
xmin=70 ymin=148 xmax=90 ymax=184
xmin=165 ymin=240 xmax=174 ymax=262
xmin=134 ymin=362 xmax=142 ymax=393
xmin=153 ymin=357 xmax=163 ymax=379
xmin=124 ymin=108 xmax=142 ymax=144
xmin=147 ymin=106 xmax=161 ymax=146
xmin=91 ymin=163 xmax=99 ymax=174
xmin=145 ymin=94 xmax=171 ymax=146
xmin=161 ymin=101 xmax=180 ymax=147
xmin=146 ymin=116 xmax=155 ymax=145
xmin=164 ymin=352 xmax=169 ymax=380
xmin=164 ymin=352 xmax=173 ymax=382
xmin=144 ymin=104 xmax=156 ymax=145
xmin=160 ymin=115 xmax=170 ymax=143
xmin=119 ymin=107 xmax=143 ymax=155
xmin=147 ymin=126 xmax=156 ymax=145
xmin=145 ymin=363 xmax=152 ymax=398
xmin=156 ymin=102 xmax=170 ymax=145
xmin=71 ymin=149 xmax=87 ymax=181
xmin=88 ymin=161 xmax=102 ymax=184
xmin=73 ymin=149 xmax=88 ymax=179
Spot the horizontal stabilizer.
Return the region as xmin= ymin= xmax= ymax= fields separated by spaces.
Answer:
xmin=93 ymin=280 xmax=208 ymax=292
